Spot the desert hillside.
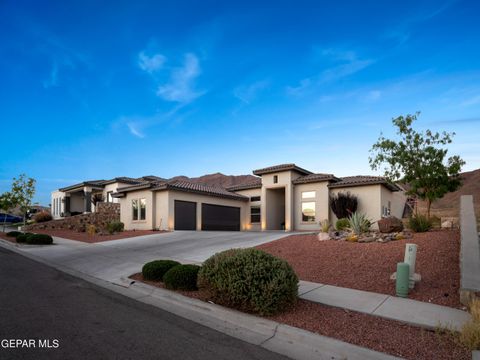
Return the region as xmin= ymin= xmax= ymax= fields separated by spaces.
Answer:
xmin=416 ymin=168 xmax=480 ymax=220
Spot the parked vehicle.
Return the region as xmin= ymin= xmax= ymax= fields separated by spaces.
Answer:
xmin=0 ymin=213 xmax=23 ymax=223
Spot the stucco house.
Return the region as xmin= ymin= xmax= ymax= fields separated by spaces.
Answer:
xmin=52 ymin=163 xmax=406 ymax=231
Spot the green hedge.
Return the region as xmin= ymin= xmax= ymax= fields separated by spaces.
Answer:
xmin=6 ymin=231 xmax=21 ymax=238
xmin=16 ymin=233 xmax=33 ymax=243
xmin=198 ymin=248 xmax=298 ymax=315
xmin=142 ymin=260 xmax=180 ymax=281
xmin=163 ymin=264 xmax=201 ymax=291
xmin=26 ymin=234 xmax=53 ymax=245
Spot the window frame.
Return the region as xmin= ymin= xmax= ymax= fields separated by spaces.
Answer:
xmin=301 ymin=201 xmax=316 ymax=223
xmin=273 ymin=175 xmax=278 ymax=184
xmin=250 ymin=206 xmax=261 ymax=224
xmin=132 ymin=198 xmax=146 ymax=221
xmin=250 ymin=196 xmax=261 ymax=202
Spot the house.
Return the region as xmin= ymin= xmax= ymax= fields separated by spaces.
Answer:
xmin=51 ymin=163 xmax=406 ymax=231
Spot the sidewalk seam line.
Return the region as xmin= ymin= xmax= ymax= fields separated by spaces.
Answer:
xmin=371 ymin=296 xmax=390 ymax=314
xmin=298 ymin=284 xmax=325 ymax=296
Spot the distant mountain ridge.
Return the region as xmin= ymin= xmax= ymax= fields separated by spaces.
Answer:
xmin=168 ymin=172 xmax=259 ymax=189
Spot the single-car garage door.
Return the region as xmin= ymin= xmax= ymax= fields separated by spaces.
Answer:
xmin=201 ymin=203 xmax=240 ymax=231
xmin=174 ymin=200 xmax=197 ymax=230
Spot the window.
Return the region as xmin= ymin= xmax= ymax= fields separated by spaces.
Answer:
xmin=132 ymin=199 xmax=139 ymax=220
xmin=302 ymin=202 xmax=316 ymax=222
xmin=273 ymin=175 xmax=278 ymax=183
xmin=140 ymin=198 xmax=146 ymax=220
xmin=132 ymin=198 xmax=146 ymax=221
xmin=250 ymin=196 xmax=261 ymax=202
xmin=302 ymin=191 xmax=316 ymax=199
xmin=251 ymin=207 xmax=261 ymax=223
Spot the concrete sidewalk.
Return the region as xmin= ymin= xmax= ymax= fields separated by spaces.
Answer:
xmin=299 ymin=280 xmax=471 ymax=331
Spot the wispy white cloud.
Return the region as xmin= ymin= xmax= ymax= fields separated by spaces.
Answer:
xmin=364 ymin=90 xmax=382 ymax=102
xmin=127 ymin=122 xmax=145 ymax=138
xmin=286 ymin=48 xmax=375 ymax=96
xmin=138 ymin=51 xmax=166 ymax=73
xmin=156 ymin=53 xmax=205 ymax=104
xmin=233 ymin=80 xmax=270 ymax=104
xmin=460 ymin=94 xmax=480 ymax=107
xmin=43 ymin=61 xmax=59 ymax=88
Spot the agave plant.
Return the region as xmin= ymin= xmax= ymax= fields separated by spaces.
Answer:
xmin=347 ymin=212 xmax=371 ymax=235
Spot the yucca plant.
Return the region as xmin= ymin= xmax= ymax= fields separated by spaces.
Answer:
xmin=319 ymin=219 xmax=330 ymax=233
xmin=347 ymin=212 xmax=371 ymax=235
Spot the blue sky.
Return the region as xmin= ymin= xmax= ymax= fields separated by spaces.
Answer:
xmin=1 ymin=0 xmax=480 ymax=205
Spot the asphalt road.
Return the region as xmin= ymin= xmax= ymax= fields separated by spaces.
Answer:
xmin=0 ymin=247 xmax=289 ymax=360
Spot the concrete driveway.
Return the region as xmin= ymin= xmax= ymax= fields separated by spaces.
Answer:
xmin=6 ymin=231 xmax=292 ymax=284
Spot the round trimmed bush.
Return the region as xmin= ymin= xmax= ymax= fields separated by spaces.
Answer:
xmin=6 ymin=231 xmax=21 ymax=238
xmin=33 ymin=211 xmax=53 ymax=223
xmin=26 ymin=234 xmax=53 ymax=245
xmin=335 ymin=218 xmax=350 ymax=231
xmin=142 ymin=260 xmax=180 ymax=281
xmin=16 ymin=232 xmax=33 ymax=243
xmin=106 ymin=221 xmax=124 ymax=234
xmin=198 ymin=248 xmax=298 ymax=315
xmin=163 ymin=264 xmax=201 ymax=291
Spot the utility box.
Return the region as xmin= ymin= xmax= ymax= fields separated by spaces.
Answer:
xmin=404 ymin=243 xmax=417 ymax=289
xmin=396 ymin=262 xmax=410 ymax=297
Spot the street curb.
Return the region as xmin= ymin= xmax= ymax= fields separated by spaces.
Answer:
xmin=0 ymin=240 xmax=401 ymax=360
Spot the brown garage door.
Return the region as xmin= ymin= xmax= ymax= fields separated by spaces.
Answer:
xmin=174 ymin=200 xmax=196 ymax=230
xmin=201 ymin=203 xmax=240 ymax=231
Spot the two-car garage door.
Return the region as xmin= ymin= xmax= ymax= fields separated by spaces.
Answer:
xmin=174 ymin=200 xmax=240 ymax=231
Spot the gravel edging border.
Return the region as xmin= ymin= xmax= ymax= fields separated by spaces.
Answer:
xmin=0 ymin=239 xmax=400 ymax=360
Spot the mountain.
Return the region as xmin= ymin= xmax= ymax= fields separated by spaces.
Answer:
xmin=168 ymin=172 xmax=259 ymax=189
xmin=416 ymin=168 xmax=480 ymax=220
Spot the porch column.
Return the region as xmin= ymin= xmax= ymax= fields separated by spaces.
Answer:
xmin=83 ymin=186 xmax=92 ymax=213
xmin=64 ymin=195 xmax=71 ymax=217
xmin=285 ymin=184 xmax=293 ymax=231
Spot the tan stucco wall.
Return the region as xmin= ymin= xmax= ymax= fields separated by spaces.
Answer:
xmin=329 ymin=185 xmax=382 ymax=228
xmin=234 ymin=188 xmax=262 ymax=231
xmin=166 ymin=190 xmax=248 ymax=231
xmin=380 ymin=186 xmax=406 ymax=219
xmin=293 ymin=182 xmax=330 ymax=231
xmin=120 ymin=189 xmax=155 ymax=230
xmin=51 ymin=190 xmax=65 ymax=219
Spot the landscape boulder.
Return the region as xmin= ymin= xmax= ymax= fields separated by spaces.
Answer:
xmin=377 ymin=216 xmax=404 ymax=233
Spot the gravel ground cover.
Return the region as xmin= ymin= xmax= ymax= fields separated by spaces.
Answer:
xmin=0 ymin=230 xmax=165 ymax=243
xmin=257 ymin=229 xmax=462 ymax=308
xmin=130 ymin=273 xmax=470 ymax=360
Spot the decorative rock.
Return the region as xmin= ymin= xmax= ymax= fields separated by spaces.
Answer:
xmin=377 ymin=216 xmax=404 ymax=233
xmin=441 ymin=220 xmax=453 ymax=229
xmin=358 ymin=236 xmax=376 ymax=243
xmin=317 ymin=232 xmax=330 ymax=241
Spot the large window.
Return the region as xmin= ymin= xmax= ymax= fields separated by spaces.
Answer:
xmin=251 ymin=206 xmax=261 ymax=223
xmin=132 ymin=198 xmax=146 ymax=221
xmin=302 ymin=191 xmax=316 ymax=199
xmin=302 ymin=202 xmax=316 ymax=222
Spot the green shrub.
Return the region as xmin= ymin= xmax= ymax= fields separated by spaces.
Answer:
xmin=198 ymin=248 xmax=298 ymax=315
xmin=16 ymin=232 xmax=33 ymax=243
xmin=409 ymin=214 xmax=432 ymax=232
xmin=6 ymin=231 xmax=21 ymax=238
xmin=142 ymin=260 xmax=180 ymax=281
xmin=106 ymin=221 xmax=124 ymax=234
xmin=319 ymin=219 xmax=330 ymax=233
xmin=163 ymin=264 xmax=201 ymax=291
xmin=26 ymin=234 xmax=53 ymax=245
xmin=335 ymin=218 xmax=350 ymax=231
xmin=33 ymin=211 xmax=53 ymax=223
xmin=347 ymin=212 xmax=371 ymax=235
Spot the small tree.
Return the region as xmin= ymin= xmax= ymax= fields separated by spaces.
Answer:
xmin=0 ymin=192 xmax=15 ymax=232
xmin=369 ymin=112 xmax=465 ymax=218
xmin=329 ymin=192 xmax=358 ymax=219
xmin=11 ymin=174 xmax=36 ymax=227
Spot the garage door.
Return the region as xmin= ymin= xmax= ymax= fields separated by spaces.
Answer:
xmin=201 ymin=203 xmax=240 ymax=231
xmin=174 ymin=200 xmax=197 ymax=230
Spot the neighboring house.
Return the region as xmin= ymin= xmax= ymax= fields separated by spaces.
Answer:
xmin=50 ymin=176 xmax=164 ymax=219
xmin=51 ymin=163 xmax=406 ymax=231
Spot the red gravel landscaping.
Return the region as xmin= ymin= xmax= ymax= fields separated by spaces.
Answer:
xmin=130 ymin=273 xmax=469 ymax=360
xmin=0 ymin=230 xmax=166 ymax=243
xmin=257 ymin=229 xmax=462 ymax=308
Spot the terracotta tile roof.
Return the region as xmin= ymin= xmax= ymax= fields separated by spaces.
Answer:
xmin=328 ymin=176 xmax=401 ymax=191
xmin=253 ymin=163 xmax=312 ymax=176
xmin=151 ymin=180 xmax=249 ymax=201
xmin=227 ymin=179 xmax=262 ymax=191
xmin=292 ymin=173 xmax=339 ymax=184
